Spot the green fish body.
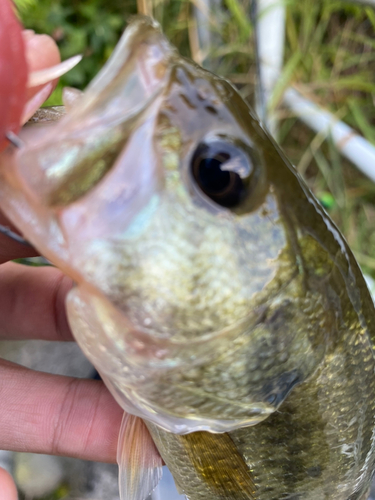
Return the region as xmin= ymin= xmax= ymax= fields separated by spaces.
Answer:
xmin=1 ymin=17 xmax=375 ymax=500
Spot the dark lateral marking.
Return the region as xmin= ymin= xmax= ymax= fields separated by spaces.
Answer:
xmin=306 ymin=465 xmax=322 ymax=478
xmin=178 ymin=92 xmax=196 ymax=110
xmin=263 ymin=369 xmax=302 ymax=407
xmin=205 ymin=105 xmax=218 ymax=115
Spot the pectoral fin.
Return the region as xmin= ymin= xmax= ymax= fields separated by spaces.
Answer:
xmin=117 ymin=412 xmax=163 ymax=500
xmin=147 ymin=422 xmax=256 ymax=500
xmin=182 ymin=431 xmax=256 ymax=499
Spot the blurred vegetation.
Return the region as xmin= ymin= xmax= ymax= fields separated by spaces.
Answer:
xmin=18 ymin=483 xmax=70 ymax=500
xmin=279 ymin=1 xmax=375 ymax=279
xmin=15 ymin=0 xmax=375 ymax=279
xmin=16 ymin=0 xmax=136 ymax=96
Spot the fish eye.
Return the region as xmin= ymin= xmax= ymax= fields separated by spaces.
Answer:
xmin=190 ymin=137 xmax=266 ymax=213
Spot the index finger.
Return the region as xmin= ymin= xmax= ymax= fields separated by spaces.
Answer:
xmin=0 ymin=262 xmax=74 ymax=342
xmin=0 ymin=0 xmax=27 ymax=152
xmin=0 ymin=209 xmax=38 ymax=263
xmin=0 ymin=358 xmax=123 ymax=462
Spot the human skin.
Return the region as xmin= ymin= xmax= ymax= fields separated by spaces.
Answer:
xmin=0 ymin=4 xmax=151 ymax=499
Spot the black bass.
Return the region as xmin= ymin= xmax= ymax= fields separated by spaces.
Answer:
xmin=1 ymin=17 xmax=375 ymax=500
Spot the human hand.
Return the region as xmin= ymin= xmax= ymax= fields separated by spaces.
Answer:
xmin=0 ymin=2 xmax=158 ymax=498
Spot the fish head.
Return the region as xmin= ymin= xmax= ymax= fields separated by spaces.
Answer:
xmin=0 ymin=17 xmax=353 ymax=433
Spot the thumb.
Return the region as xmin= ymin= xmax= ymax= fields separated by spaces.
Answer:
xmin=23 ymin=30 xmax=61 ymax=102
xmin=0 ymin=467 xmax=18 ymax=500
xmin=0 ymin=0 xmax=27 ymax=151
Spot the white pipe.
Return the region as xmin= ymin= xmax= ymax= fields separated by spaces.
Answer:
xmin=283 ymin=87 xmax=375 ymax=184
xmin=365 ymin=274 xmax=375 ymax=304
xmin=256 ymin=0 xmax=286 ymax=137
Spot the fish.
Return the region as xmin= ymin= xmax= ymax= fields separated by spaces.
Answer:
xmin=1 ymin=16 xmax=375 ymax=500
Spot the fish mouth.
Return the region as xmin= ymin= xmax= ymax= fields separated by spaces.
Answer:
xmin=15 ymin=17 xmax=175 ymax=208
xmin=65 ymin=16 xmax=174 ymax=130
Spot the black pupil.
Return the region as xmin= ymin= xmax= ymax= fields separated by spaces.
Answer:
xmin=198 ymin=154 xmax=231 ymax=194
xmin=191 ymin=141 xmax=250 ymax=208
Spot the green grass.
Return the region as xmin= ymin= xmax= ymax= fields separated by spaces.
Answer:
xmin=17 ymin=0 xmax=375 ymax=277
xmin=279 ymin=0 xmax=375 ymax=277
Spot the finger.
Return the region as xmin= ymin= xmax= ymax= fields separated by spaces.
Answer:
xmin=0 ymin=360 xmax=160 ymax=466
xmin=0 ymin=467 xmax=17 ymax=500
xmin=24 ymin=31 xmax=61 ymax=102
xmin=0 ymin=0 xmax=27 ymax=152
xmin=0 ymin=208 xmax=38 ymax=264
xmin=0 ymin=262 xmax=74 ymax=342
xmin=0 ymin=359 xmax=126 ymax=463
xmin=0 ymin=30 xmax=60 ymax=256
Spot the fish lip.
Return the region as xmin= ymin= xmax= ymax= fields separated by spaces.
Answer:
xmin=14 ymin=16 xmax=175 ymax=211
xmin=65 ymin=16 xmax=175 ymax=129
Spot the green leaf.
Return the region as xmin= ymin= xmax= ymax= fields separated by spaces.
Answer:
xmin=347 ymin=99 xmax=375 ymax=145
xmin=223 ymin=0 xmax=252 ymax=42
